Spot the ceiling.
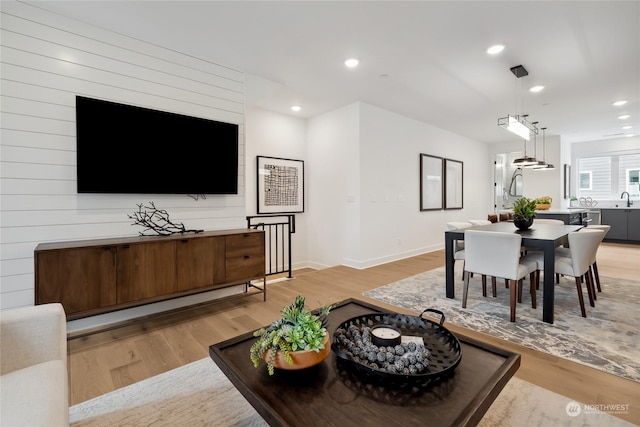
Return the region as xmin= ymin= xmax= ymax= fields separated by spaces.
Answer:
xmin=30 ymin=1 xmax=640 ymax=145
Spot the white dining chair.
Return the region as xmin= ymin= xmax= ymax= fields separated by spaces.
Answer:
xmin=529 ymin=229 xmax=605 ymax=317
xmin=462 ymin=230 xmax=537 ymax=322
xmin=469 ymin=219 xmax=492 ymax=226
xmin=533 ymin=219 xmax=565 ymax=225
xmin=446 ymin=222 xmax=472 ymax=279
xmin=556 ymin=224 xmax=610 ymax=294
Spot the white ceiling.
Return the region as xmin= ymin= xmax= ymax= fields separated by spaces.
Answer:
xmin=29 ymin=1 xmax=640 ymax=145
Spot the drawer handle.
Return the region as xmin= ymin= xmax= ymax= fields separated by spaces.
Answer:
xmin=122 ymin=245 xmax=130 ymax=249
xmin=244 ymin=255 xmax=250 ymax=259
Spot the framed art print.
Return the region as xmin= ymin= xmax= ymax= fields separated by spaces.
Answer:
xmin=444 ymin=158 xmax=463 ymax=209
xmin=420 ymin=153 xmax=444 ymax=211
xmin=257 ymin=156 xmax=304 ymax=214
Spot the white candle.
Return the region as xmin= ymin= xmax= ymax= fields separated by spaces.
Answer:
xmin=371 ymin=327 xmax=401 ymax=339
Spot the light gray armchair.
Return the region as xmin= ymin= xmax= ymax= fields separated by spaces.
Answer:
xmin=1 ymin=303 xmax=69 ymax=426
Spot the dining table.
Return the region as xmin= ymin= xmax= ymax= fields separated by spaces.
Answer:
xmin=444 ymin=222 xmax=583 ymax=324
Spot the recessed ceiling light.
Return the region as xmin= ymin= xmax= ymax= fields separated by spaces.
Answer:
xmin=345 ymin=58 xmax=359 ymax=68
xmin=291 ymin=105 xmax=301 ymax=112
xmin=486 ymin=44 xmax=505 ymax=55
xmin=618 ymin=114 xmax=630 ymax=120
xmin=529 ymin=85 xmax=545 ymax=93
xmin=613 ymin=100 xmax=627 ymax=106
xmin=625 ymin=133 xmax=635 ymax=137
xmin=622 ymin=125 xmax=632 ymax=130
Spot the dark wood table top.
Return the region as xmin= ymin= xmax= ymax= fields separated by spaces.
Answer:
xmin=209 ymin=298 xmax=521 ymax=427
xmin=445 ymin=221 xmax=583 ymax=242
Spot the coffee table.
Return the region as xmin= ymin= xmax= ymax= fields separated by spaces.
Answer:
xmin=209 ymin=298 xmax=520 ymax=427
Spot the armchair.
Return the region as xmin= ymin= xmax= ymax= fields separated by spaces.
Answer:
xmin=1 ymin=303 xmax=69 ymax=426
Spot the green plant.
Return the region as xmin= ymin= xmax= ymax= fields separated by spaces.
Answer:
xmin=512 ymin=197 xmax=537 ymax=220
xmin=570 ymin=196 xmax=578 ymax=201
xmin=249 ymin=295 xmax=332 ymax=375
xmin=535 ymin=196 xmax=552 ymax=205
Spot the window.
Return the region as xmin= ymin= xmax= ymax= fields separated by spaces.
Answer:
xmin=577 ymin=154 xmax=640 ymax=200
xmin=579 ymin=172 xmax=592 ymax=190
xmin=626 ymin=168 xmax=639 ymax=197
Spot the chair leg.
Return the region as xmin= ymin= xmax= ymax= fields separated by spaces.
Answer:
xmin=517 ymin=279 xmax=523 ymax=303
xmin=585 ymin=269 xmax=596 ymax=308
xmin=481 ymin=275 xmax=487 ymax=297
xmin=592 ymin=261 xmax=602 ymax=292
xmin=555 ymin=273 xmax=560 ymax=283
xmin=462 ymin=271 xmax=471 ymax=308
xmin=574 ymin=277 xmax=587 ymax=317
xmin=491 ymin=276 xmax=497 ymax=297
xmin=529 ymin=272 xmax=537 ymax=309
xmin=509 ymin=279 xmax=517 ymax=322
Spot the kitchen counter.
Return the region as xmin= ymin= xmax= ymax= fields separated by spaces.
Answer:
xmin=535 ymin=210 xmax=586 ymax=225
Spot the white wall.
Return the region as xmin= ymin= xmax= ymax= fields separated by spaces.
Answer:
xmin=245 ymin=107 xmax=309 ymax=268
xmin=306 ymin=102 xmax=492 ymax=269
xmin=357 ymin=103 xmax=492 ymax=267
xmin=306 ymin=103 xmax=361 ymax=269
xmin=0 ymin=3 xmax=247 ymax=316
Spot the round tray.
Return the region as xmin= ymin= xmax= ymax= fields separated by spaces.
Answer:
xmin=331 ymin=309 xmax=462 ymax=388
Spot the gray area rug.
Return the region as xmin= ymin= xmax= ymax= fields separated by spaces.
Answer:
xmin=364 ymin=266 xmax=640 ymax=383
xmin=69 ymin=357 xmax=634 ymax=427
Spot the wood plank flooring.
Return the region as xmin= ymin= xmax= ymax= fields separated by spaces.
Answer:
xmin=67 ymin=242 xmax=640 ymax=425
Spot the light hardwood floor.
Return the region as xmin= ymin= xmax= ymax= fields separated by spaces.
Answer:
xmin=67 ymin=242 xmax=640 ymax=425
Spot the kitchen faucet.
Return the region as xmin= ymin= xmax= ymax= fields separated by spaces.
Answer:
xmin=621 ymin=191 xmax=632 ymax=207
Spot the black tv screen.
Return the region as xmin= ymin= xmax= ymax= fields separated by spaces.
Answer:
xmin=76 ymin=96 xmax=239 ymax=194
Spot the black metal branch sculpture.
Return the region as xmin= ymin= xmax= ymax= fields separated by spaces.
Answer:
xmin=128 ymin=202 xmax=203 ymax=236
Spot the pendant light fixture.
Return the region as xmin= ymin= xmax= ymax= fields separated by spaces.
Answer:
xmin=512 ymin=115 xmax=538 ymax=166
xmin=498 ymin=65 xmax=539 ymax=140
xmin=524 ymin=122 xmax=545 ymax=168
xmin=534 ymin=128 xmax=555 ymax=170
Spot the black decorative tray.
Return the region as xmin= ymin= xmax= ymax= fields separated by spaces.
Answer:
xmin=331 ymin=309 xmax=462 ymax=388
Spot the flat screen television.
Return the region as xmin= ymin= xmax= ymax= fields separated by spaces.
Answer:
xmin=76 ymin=96 xmax=239 ymax=194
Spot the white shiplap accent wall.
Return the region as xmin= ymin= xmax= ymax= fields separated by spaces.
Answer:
xmin=0 ymin=2 xmax=247 ymax=310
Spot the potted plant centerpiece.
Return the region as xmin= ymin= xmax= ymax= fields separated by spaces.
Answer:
xmin=512 ymin=197 xmax=537 ymax=230
xmin=250 ymin=296 xmax=333 ymax=375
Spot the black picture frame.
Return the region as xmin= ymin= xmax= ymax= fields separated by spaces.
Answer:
xmin=420 ymin=154 xmax=444 ymax=211
xmin=257 ymin=156 xmax=304 ymax=214
xmin=444 ymin=158 xmax=463 ymax=210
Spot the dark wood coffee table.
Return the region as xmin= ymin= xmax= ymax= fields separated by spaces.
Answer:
xmin=209 ymin=298 xmax=520 ymax=427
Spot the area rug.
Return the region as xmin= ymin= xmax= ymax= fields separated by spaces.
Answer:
xmin=363 ymin=266 xmax=640 ymax=383
xmin=69 ymin=357 xmax=634 ymax=427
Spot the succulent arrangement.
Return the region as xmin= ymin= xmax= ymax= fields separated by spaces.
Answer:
xmin=249 ymin=295 xmax=332 ymax=375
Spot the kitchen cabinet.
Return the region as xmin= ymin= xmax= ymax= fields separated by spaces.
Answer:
xmin=35 ymin=229 xmax=265 ymax=319
xmin=601 ymin=209 xmax=640 ymax=242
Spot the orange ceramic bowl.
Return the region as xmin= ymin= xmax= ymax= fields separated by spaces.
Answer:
xmin=264 ymin=334 xmax=330 ymax=370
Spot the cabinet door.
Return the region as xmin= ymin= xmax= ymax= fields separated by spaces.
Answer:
xmin=36 ymin=246 xmax=116 ymax=315
xmin=601 ymin=209 xmax=628 ymax=240
xmin=225 ymin=232 xmax=265 ymax=283
xmin=117 ymin=241 xmax=177 ymax=303
xmin=176 ymin=236 xmax=225 ymax=291
xmin=627 ymin=210 xmax=640 ymax=241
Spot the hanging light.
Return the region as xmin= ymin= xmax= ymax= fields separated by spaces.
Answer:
xmin=534 ymin=128 xmax=555 ymax=170
xmin=524 ymin=123 xmax=545 ymax=168
xmin=498 ymin=65 xmax=539 ymax=140
xmin=513 ymin=116 xmax=538 ymax=166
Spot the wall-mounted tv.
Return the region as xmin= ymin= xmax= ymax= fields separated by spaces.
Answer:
xmin=76 ymin=96 xmax=239 ymax=195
